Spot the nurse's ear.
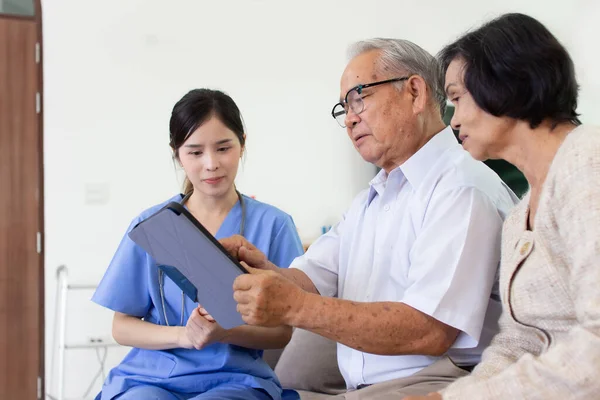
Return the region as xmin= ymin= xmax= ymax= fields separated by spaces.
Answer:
xmin=172 ymin=148 xmax=183 ymax=168
xmin=240 ymin=135 xmax=246 ymax=158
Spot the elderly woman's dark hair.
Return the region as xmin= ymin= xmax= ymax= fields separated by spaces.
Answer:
xmin=438 ymin=13 xmax=581 ymax=129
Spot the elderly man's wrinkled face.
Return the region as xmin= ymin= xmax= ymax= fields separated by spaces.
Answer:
xmin=340 ymin=50 xmax=418 ymax=172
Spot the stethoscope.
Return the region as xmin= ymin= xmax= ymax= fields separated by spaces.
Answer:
xmin=158 ymin=190 xmax=246 ymax=326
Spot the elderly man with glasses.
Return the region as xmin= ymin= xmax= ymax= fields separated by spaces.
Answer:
xmin=222 ymin=38 xmax=519 ymax=399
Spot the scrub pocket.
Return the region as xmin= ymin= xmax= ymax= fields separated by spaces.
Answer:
xmin=119 ymin=348 xmax=177 ymax=379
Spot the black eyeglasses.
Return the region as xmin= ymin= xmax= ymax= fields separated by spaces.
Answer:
xmin=331 ymin=77 xmax=410 ymax=128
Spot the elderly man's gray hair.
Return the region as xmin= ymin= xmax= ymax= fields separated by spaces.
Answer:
xmin=348 ymin=38 xmax=446 ymax=117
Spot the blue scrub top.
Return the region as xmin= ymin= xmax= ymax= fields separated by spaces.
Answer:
xmin=92 ymin=194 xmax=304 ymax=400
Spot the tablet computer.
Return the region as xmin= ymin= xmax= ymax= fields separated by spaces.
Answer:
xmin=128 ymin=202 xmax=248 ymax=329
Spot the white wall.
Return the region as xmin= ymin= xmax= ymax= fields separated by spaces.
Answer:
xmin=42 ymin=0 xmax=600 ymax=397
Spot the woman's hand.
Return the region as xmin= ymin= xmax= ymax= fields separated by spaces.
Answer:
xmin=178 ymin=305 xmax=228 ymax=350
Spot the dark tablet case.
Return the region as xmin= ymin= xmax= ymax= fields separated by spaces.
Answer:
xmin=128 ymin=202 xmax=248 ymax=329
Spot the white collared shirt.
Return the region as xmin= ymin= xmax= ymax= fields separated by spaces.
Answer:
xmin=292 ymin=127 xmax=520 ymax=389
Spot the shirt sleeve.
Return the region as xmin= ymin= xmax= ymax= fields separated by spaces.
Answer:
xmin=401 ymin=187 xmax=504 ymax=348
xmin=290 ymin=215 xmax=346 ymax=298
xmin=267 ymin=214 xmax=305 ymax=269
xmin=91 ymin=218 xmax=153 ymax=318
xmin=442 ymin=135 xmax=600 ymax=400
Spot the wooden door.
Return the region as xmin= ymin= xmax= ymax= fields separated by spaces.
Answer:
xmin=0 ymin=1 xmax=44 ymax=398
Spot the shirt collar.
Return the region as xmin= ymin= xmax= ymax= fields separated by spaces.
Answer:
xmin=400 ymin=126 xmax=458 ymax=190
xmin=367 ymin=126 xmax=458 ymax=204
xmin=368 ymin=168 xmax=388 ymax=204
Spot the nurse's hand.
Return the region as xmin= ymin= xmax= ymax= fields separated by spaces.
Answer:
xmin=233 ymin=266 xmax=305 ymax=327
xmin=179 ymin=305 xmax=227 ymax=350
xmin=220 ymin=235 xmax=277 ymax=271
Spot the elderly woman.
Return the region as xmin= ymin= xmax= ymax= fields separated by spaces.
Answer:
xmin=406 ymin=12 xmax=600 ymax=400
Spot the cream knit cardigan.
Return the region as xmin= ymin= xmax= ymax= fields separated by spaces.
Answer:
xmin=443 ymin=125 xmax=600 ymax=399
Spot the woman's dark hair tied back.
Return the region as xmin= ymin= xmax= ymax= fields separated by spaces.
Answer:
xmin=169 ymin=88 xmax=246 ymax=152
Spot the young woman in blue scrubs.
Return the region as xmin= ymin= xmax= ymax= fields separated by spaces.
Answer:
xmin=92 ymin=89 xmax=304 ymax=400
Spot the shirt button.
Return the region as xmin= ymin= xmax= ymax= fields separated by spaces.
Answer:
xmin=535 ymin=331 xmax=548 ymax=344
xmin=520 ymin=242 xmax=531 ymax=255
xmin=384 ymin=205 xmax=390 ymax=211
